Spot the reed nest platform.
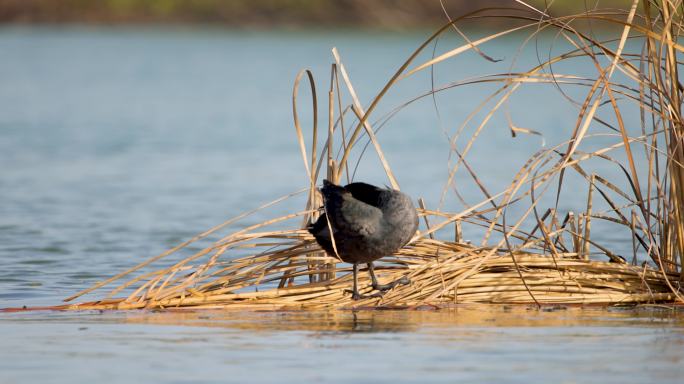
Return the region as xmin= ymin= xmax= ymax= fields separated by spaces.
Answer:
xmin=56 ymin=227 xmax=679 ymax=311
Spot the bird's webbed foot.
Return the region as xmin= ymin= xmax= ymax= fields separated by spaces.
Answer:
xmin=371 ymin=275 xmax=410 ymax=292
xmin=344 ymin=289 xmax=383 ymax=300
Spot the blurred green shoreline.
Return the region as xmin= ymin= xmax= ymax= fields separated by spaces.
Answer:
xmin=0 ymin=0 xmax=632 ymax=29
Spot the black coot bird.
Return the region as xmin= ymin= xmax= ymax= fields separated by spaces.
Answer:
xmin=308 ymin=179 xmax=419 ymax=300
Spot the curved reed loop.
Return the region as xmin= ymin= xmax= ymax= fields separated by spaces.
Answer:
xmin=61 ymin=1 xmax=683 ymax=311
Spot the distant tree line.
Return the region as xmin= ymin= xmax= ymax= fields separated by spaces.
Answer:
xmin=0 ymin=0 xmax=630 ymax=28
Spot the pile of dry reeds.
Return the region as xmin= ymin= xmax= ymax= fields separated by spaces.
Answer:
xmin=62 ymin=0 xmax=683 ymax=310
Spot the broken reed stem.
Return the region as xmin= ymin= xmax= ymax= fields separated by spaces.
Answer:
xmin=583 ymin=174 xmax=595 ymax=260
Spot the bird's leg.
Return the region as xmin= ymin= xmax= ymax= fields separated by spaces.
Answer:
xmin=343 ymin=263 xmax=362 ymax=300
xmin=368 ymin=262 xmax=381 ymax=288
xmin=352 ymin=262 xmax=361 ymax=300
xmin=345 ymin=263 xmax=381 ymax=300
xmin=368 ymin=262 xmax=410 ymax=292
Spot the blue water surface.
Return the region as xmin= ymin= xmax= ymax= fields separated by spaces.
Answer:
xmin=0 ymin=26 xmax=681 ymax=383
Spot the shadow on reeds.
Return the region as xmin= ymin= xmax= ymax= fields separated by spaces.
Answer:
xmin=39 ymin=0 xmax=684 ymax=311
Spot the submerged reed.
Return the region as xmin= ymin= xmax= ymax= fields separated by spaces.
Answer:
xmin=60 ymin=0 xmax=684 ymax=311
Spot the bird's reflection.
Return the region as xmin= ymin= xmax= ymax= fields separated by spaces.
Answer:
xmin=122 ymin=308 xmax=420 ymax=333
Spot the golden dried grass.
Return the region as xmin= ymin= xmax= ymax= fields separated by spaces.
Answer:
xmin=60 ymin=0 xmax=684 ymax=311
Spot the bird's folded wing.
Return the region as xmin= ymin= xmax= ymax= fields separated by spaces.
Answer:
xmin=333 ymin=197 xmax=382 ymax=237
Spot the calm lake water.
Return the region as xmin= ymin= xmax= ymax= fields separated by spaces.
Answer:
xmin=1 ymin=26 xmax=682 ymax=383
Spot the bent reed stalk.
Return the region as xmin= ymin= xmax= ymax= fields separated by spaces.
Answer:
xmin=52 ymin=1 xmax=684 ymax=311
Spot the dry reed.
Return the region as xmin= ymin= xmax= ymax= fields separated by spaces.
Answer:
xmin=56 ymin=0 xmax=684 ymax=311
